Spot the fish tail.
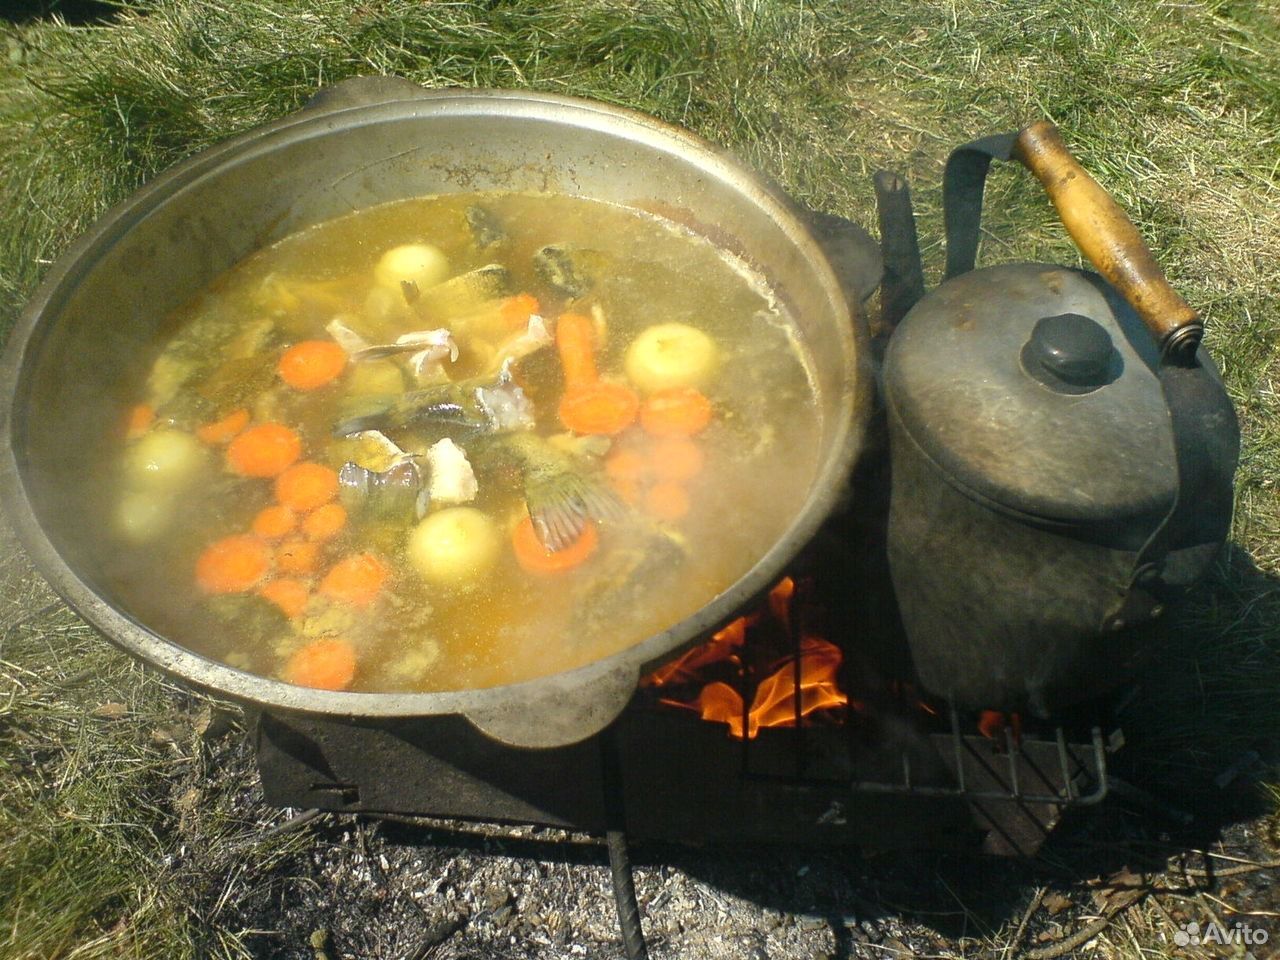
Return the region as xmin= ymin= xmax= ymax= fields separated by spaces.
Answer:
xmin=526 ymin=471 xmax=625 ymax=551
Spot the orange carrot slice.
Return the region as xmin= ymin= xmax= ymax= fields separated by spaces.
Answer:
xmin=512 ymin=516 xmax=599 ymax=574
xmin=500 ymin=293 xmax=541 ymax=329
xmin=124 ymin=403 xmax=155 ymax=439
xmin=278 ymin=340 xmax=347 ymax=391
xmin=258 ymin=578 xmax=310 ymax=619
xmin=226 ymin=422 xmax=302 ymax=478
xmin=274 ymin=462 xmax=339 ymax=513
xmin=645 ymin=481 xmax=691 ymax=521
xmin=604 ymin=446 xmax=649 ymax=481
xmin=651 ymin=437 xmax=704 ymax=481
xmin=302 ymin=503 xmax=347 ymax=542
xmin=196 ymin=535 xmax=272 ymax=594
xmin=320 ymin=553 xmax=387 ymax=607
xmin=251 ymin=504 xmax=297 ymax=540
xmin=640 ymin=387 xmax=713 ymax=437
xmin=559 ymin=382 xmax=639 ymax=436
xmin=555 ymin=312 xmax=598 ymax=390
xmin=607 ymin=475 xmax=643 ymax=506
xmin=196 ymin=408 xmax=250 ymax=445
xmin=282 ymin=637 xmax=357 ymax=691
xmin=275 ymin=538 xmax=320 ymax=576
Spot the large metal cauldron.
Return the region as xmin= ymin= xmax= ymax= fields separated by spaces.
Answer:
xmin=0 ymin=79 xmax=874 ymax=748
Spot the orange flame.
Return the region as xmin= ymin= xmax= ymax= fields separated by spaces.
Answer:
xmin=642 ymin=617 xmax=747 ymax=688
xmin=645 ymin=575 xmax=848 ymax=738
xmin=768 ymin=576 xmax=795 ymax=626
xmin=978 ymin=710 xmax=1022 ymax=743
xmin=665 ymin=636 xmax=847 ymax=739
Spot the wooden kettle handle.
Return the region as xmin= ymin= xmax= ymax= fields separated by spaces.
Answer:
xmin=1013 ymin=121 xmax=1202 ymax=359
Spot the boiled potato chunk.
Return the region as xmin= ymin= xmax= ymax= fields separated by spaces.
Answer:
xmin=114 ymin=490 xmax=174 ymax=542
xmin=624 ymin=322 xmax=719 ymax=393
xmin=122 ymin=429 xmax=206 ymax=491
xmin=407 ymin=507 xmax=500 ymax=586
xmin=374 ymin=243 xmax=450 ymax=292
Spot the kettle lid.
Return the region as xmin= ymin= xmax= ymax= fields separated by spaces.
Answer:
xmin=884 ymin=262 xmax=1177 ymax=530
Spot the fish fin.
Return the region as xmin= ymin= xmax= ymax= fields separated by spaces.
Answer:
xmin=408 ymin=349 xmax=448 ymax=384
xmin=579 ymin=479 xmax=626 ymax=523
xmin=334 ymin=413 xmax=383 ymax=436
xmin=326 ymin=317 xmax=371 ymax=354
xmin=394 ymin=328 xmax=456 ymax=351
xmin=526 ymin=472 xmax=623 ymax=551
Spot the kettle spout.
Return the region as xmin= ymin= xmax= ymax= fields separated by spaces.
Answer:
xmin=873 ymin=170 xmax=926 ymax=335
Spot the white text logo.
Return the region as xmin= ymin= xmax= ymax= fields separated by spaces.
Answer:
xmin=1172 ymin=920 xmax=1269 ymax=948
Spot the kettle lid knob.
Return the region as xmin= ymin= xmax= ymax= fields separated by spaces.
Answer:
xmin=1021 ymin=313 xmax=1117 ymax=392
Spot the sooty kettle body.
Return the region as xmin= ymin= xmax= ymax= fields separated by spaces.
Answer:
xmin=878 ymin=123 xmax=1239 ymax=718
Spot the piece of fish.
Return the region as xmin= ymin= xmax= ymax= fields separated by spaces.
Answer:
xmin=475 ymin=362 xmax=538 ymax=433
xmin=348 ymin=330 xmax=458 ymax=366
xmin=416 ymin=264 xmax=512 ymax=318
xmin=465 ymin=205 xmax=506 ymax=250
xmin=327 ymin=318 xmax=457 ymax=363
xmin=338 ymin=457 xmax=430 ymax=522
xmin=335 ymin=429 xmax=410 ymax=470
xmin=334 ymin=362 xmax=534 ymax=439
xmin=478 ymin=431 xmax=623 ymax=551
xmin=327 ymin=319 xmax=458 ymax=385
xmin=336 ymin=429 xmax=430 ymax=521
xmin=256 ymin=273 xmax=357 ymax=315
xmin=533 ymin=244 xmax=608 ymax=298
xmin=424 ymin=437 xmax=478 ymax=504
xmin=487 ymin=314 xmax=552 ymax=373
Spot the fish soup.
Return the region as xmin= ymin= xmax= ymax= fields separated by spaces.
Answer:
xmin=101 ymin=192 xmax=823 ymax=693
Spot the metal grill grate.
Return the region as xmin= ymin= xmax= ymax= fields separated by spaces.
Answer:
xmin=679 ymin=576 xmax=1117 ymax=809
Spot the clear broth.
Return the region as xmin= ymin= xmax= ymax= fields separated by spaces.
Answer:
xmin=98 ymin=192 xmax=822 ymax=693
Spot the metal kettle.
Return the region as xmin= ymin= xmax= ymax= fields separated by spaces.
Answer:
xmin=878 ymin=122 xmax=1239 ymax=718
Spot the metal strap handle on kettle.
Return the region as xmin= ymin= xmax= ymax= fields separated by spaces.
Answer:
xmin=942 ymin=121 xmax=1235 ymax=631
xmin=943 ymin=122 xmax=1202 ymax=361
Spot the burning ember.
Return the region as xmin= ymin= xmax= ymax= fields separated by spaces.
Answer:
xmin=978 ymin=709 xmax=1023 ymax=744
xmin=643 ymin=577 xmax=848 ymax=739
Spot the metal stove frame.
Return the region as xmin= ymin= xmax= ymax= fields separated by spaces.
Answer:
xmin=255 ymin=702 xmax=1115 ymax=855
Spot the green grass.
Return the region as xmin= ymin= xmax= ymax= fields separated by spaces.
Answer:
xmin=0 ymin=523 xmax=319 ymax=959
xmin=1 ymin=1 xmax=1278 ymax=957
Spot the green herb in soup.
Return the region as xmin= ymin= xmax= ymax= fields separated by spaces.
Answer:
xmin=103 ymin=192 xmax=821 ymax=693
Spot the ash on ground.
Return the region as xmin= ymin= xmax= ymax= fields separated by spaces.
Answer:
xmin=171 ymin=708 xmax=1279 ymax=960
xmin=182 ymin=721 xmax=992 ymax=960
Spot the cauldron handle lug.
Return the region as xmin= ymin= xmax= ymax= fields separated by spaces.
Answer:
xmin=300 ymin=75 xmax=433 ymax=115
xmin=802 ymin=208 xmax=883 ymax=312
xmin=462 ymin=661 xmax=640 ymax=749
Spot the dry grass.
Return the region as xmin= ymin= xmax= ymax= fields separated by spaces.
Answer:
xmin=0 ymin=1 xmax=1277 ymax=957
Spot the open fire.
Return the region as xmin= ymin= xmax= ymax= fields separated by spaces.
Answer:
xmin=641 ymin=573 xmax=1024 ymax=745
xmin=642 ymin=577 xmax=849 ymax=739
